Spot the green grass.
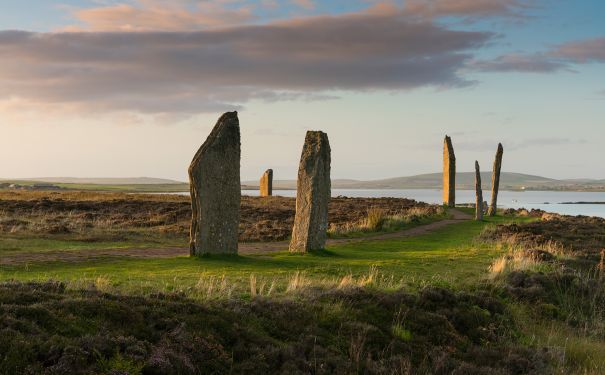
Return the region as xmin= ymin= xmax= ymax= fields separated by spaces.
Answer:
xmin=513 ymin=303 xmax=605 ymax=374
xmin=0 ymin=216 xmax=527 ymax=296
xmin=0 ymin=213 xmax=443 ymax=256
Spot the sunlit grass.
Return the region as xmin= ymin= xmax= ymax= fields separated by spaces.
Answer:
xmin=0 ymin=216 xmax=527 ymax=298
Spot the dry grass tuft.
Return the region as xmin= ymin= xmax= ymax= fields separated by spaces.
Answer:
xmin=365 ymin=207 xmax=387 ymax=231
xmin=488 ymin=246 xmax=542 ymax=278
xmin=328 ymin=206 xmax=445 ymax=237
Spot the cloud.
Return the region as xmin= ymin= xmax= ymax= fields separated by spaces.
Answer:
xmin=292 ymin=0 xmax=315 ymax=10
xmin=66 ymin=0 xmax=540 ymax=33
xmin=552 ymin=37 xmax=605 ymax=63
xmin=470 ymin=53 xmax=569 ymax=73
xmin=0 ymin=10 xmax=492 ymax=115
xmin=402 ymin=0 xmax=535 ymax=19
xmin=64 ymin=0 xmax=255 ymax=31
xmin=471 ymin=37 xmax=605 ymax=73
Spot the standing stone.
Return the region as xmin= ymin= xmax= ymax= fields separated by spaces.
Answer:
xmin=488 ymin=143 xmax=504 ymax=216
xmin=289 ymin=131 xmax=331 ymax=253
xmin=189 ymin=111 xmax=241 ymax=256
xmin=260 ymin=169 xmax=273 ymax=197
xmin=443 ymin=135 xmax=456 ymax=207
xmin=475 ymin=161 xmax=483 ymax=221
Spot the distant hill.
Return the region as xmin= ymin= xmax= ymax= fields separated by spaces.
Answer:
xmin=2 ymin=173 xmax=605 ymax=193
xmin=0 ymin=177 xmax=189 ymax=193
xmin=335 ymin=172 xmax=555 ymax=190
xmin=245 ymin=172 xmax=605 ymax=191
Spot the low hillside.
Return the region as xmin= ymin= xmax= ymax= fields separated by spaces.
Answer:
xmin=247 ymin=172 xmax=605 ymax=191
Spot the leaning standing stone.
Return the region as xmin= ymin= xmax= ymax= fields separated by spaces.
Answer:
xmin=260 ymin=169 xmax=273 ymax=197
xmin=475 ymin=160 xmax=483 ymax=221
xmin=488 ymin=143 xmax=504 ymax=216
xmin=443 ymin=135 xmax=456 ymax=207
xmin=289 ymin=131 xmax=331 ymax=253
xmin=189 ymin=112 xmax=241 ymax=256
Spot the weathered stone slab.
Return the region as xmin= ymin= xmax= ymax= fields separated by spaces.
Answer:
xmin=488 ymin=143 xmax=503 ymax=216
xmin=443 ymin=135 xmax=456 ymax=207
xmin=475 ymin=161 xmax=483 ymax=221
xmin=189 ymin=111 xmax=241 ymax=256
xmin=260 ymin=169 xmax=273 ymax=197
xmin=289 ymin=131 xmax=331 ymax=253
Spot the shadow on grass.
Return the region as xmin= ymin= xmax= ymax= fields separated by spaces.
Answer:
xmin=189 ymin=248 xmax=340 ymax=263
xmin=185 ymin=253 xmax=311 ymax=270
xmin=305 ymin=248 xmax=339 ymax=257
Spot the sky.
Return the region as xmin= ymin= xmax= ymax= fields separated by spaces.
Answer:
xmin=0 ymin=0 xmax=604 ymax=182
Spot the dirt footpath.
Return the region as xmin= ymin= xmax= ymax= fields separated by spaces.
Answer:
xmin=0 ymin=209 xmax=472 ymax=266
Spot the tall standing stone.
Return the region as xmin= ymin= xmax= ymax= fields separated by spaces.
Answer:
xmin=443 ymin=135 xmax=456 ymax=207
xmin=488 ymin=143 xmax=504 ymax=216
xmin=189 ymin=111 xmax=241 ymax=256
xmin=289 ymin=131 xmax=331 ymax=253
xmin=475 ymin=161 xmax=483 ymax=221
xmin=260 ymin=169 xmax=273 ymax=197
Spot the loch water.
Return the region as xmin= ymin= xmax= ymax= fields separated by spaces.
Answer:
xmin=243 ymin=189 xmax=605 ymax=218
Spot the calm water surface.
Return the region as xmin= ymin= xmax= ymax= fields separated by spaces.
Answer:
xmin=241 ymin=189 xmax=605 ymax=218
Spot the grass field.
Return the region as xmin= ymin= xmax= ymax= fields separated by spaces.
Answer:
xmin=0 ymin=191 xmax=444 ymax=255
xmin=2 ymin=201 xmax=604 ymax=374
xmin=0 ymin=216 xmax=525 ymax=297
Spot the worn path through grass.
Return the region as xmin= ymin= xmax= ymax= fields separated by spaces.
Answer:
xmin=0 ymin=211 xmax=529 ymax=295
xmin=0 ymin=209 xmax=471 ymax=265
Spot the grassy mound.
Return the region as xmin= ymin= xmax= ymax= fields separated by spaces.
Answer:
xmin=0 ymin=282 xmax=550 ymax=375
xmin=482 ymin=215 xmax=605 ymax=373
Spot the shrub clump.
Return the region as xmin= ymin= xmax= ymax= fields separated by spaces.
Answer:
xmin=0 ymin=282 xmax=551 ymax=374
xmin=485 ymin=215 xmax=605 ymax=341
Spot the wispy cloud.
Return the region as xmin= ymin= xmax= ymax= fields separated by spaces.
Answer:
xmin=63 ymin=0 xmax=541 ymax=33
xmin=471 ymin=36 xmax=605 ymax=73
xmin=0 ymin=10 xmax=491 ymax=115
xmin=292 ymin=0 xmax=315 ymax=10
xmin=471 ymin=53 xmax=570 ymax=73
xmin=64 ymin=0 xmax=255 ymax=31
xmin=402 ymin=0 xmax=537 ymax=20
xmin=552 ymin=37 xmax=605 ymax=63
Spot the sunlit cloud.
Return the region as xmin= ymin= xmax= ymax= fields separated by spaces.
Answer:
xmin=62 ymin=0 xmax=541 ymax=33
xmin=0 ymin=10 xmax=492 ymax=116
xmin=63 ymin=0 xmax=255 ymax=31
xmin=552 ymin=37 xmax=605 ymax=63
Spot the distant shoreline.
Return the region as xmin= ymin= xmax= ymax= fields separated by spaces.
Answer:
xmin=3 ymin=171 xmax=605 ymax=194
xmin=2 ymin=186 xmax=605 ymax=194
xmin=560 ymin=201 xmax=605 ymax=205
